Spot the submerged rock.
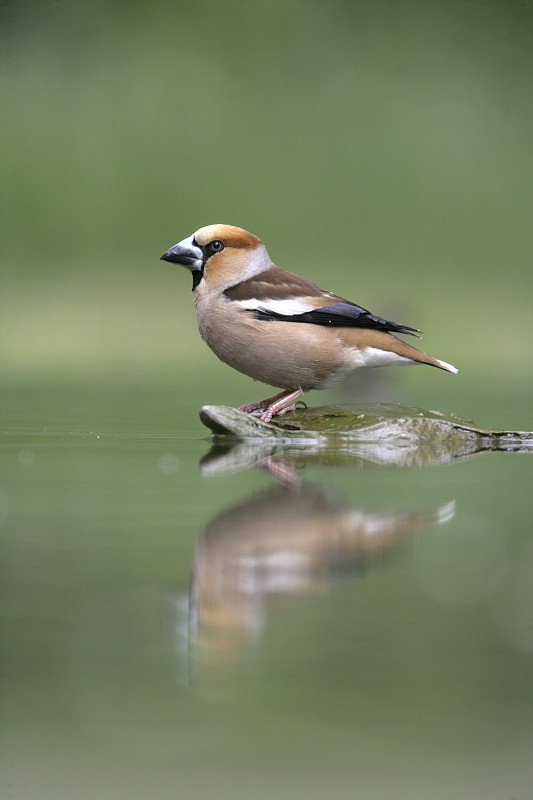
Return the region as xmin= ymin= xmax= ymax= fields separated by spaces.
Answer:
xmin=199 ymin=403 xmax=533 ymax=470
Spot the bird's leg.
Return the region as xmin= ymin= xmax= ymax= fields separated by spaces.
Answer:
xmin=259 ymin=388 xmax=307 ymax=423
xmin=260 ymin=457 xmax=301 ymax=489
xmin=275 ymin=399 xmax=308 ymax=416
xmin=238 ymin=390 xmax=293 ymax=414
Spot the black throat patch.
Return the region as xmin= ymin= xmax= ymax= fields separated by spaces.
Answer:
xmin=192 ymin=269 xmax=204 ymax=291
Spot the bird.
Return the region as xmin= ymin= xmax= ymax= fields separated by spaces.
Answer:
xmin=161 ymin=224 xmax=458 ymax=423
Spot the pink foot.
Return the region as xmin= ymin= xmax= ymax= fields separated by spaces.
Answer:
xmin=238 ymin=390 xmax=289 ymax=414
xmin=258 ymin=388 xmax=307 ymax=423
xmin=263 ymin=400 xmax=307 ymax=419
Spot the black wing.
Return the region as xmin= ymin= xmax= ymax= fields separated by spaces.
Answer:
xmin=253 ymin=301 xmax=421 ymax=337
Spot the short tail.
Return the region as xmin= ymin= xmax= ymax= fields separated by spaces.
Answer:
xmin=388 ymin=335 xmax=459 ymax=373
xmin=430 ymin=358 xmax=459 ymax=374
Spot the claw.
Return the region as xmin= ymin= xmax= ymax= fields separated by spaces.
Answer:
xmin=275 ymin=400 xmax=308 ymax=416
xmin=239 ymin=388 xmax=308 ymax=423
xmin=239 ymin=390 xmax=290 ymax=414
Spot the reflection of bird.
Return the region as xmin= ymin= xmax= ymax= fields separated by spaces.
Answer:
xmin=180 ymin=484 xmax=455 ymax=694
xmin=161 ymin=225 xmax=458 ymax=422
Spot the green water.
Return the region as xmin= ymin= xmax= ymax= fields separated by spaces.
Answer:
xmin=2 ymin=380 xmax=532 ymax=800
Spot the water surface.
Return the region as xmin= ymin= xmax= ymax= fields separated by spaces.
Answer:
xmin=2 ymin=383 xmax=532 ymax=800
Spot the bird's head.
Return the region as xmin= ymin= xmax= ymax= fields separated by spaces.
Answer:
xmin=161 ymin=224 xmax=271 ymax=290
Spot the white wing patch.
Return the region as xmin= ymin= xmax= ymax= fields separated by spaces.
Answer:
xmin=236 ymin=298 xmax=317 ymax=316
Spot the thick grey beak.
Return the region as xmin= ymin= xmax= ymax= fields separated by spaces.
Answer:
xmin=160 ymin=234 xmax=203 ymax=270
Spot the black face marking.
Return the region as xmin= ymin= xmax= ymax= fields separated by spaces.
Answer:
xmin=197 ymin=239 xmax=225 ymax=262
xmin=188 ymin=237 xmax=224 ymax=291
xmin=192 ymin=269 xmax=203 ymax=290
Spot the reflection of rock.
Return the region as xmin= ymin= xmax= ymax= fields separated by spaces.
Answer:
xmin=177 ymin=484 xmax=454 ymax=696
xmin=199 ymin=404 xmax=533 ymax=468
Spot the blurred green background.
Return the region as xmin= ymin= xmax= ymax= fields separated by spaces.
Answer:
xmin=2 ymin=5 xmax=533 ymax=798
xmin=2 ymin=0 xmax=532 ymax=424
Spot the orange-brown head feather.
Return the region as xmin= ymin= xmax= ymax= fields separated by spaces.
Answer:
xmin=194 ymin=224 xmax=262 ymax=251
xmin=193 ymin=224 xmax=272 ymax=291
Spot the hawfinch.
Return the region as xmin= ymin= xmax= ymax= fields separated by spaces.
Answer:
xmin=161 ymin=224 xmax=458 ymax=422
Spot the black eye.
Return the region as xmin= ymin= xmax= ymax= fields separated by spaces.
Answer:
xmin=210 ymin=240 xmax=224 ymax=253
